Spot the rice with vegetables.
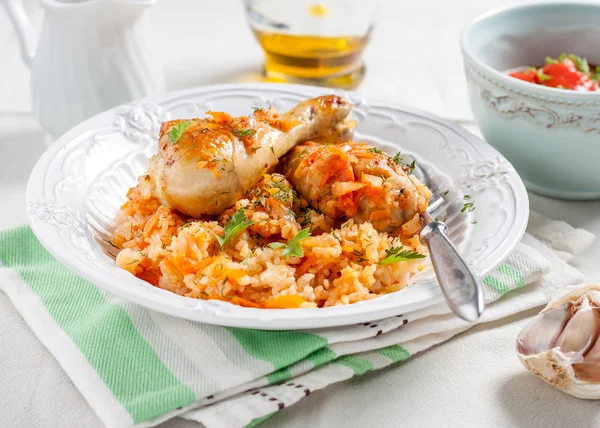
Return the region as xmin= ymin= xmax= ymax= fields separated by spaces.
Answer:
xmin=112 ymin=173 xmax=429 ymax=309
xmin=111 ymin=95 xmax=432 ymax=309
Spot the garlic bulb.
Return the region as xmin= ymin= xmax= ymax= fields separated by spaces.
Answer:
xmin=516 ymin=285 xmax=600 ymax=399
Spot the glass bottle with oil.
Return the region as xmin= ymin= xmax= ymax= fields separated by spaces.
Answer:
xmin=244 ymin=0 xmax=380 ymax=89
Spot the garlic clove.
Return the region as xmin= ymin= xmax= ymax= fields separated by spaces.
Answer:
xmin=574 ymin=334 xmax=600 ymax=383
xmin=516 ymin=304 xmax=569 ymax=356
xmin=554 ymin=297 xmax=600 ymax=360
xmin=516 ymin=285 xmax=600 ymax=399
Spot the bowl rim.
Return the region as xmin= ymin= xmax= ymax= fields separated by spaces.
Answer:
xmin=460 ymin=1 xmax=600 ymax=100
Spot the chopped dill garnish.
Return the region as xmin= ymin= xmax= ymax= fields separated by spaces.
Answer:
xmin=330 ymin=228 xmax=341 ymax=243
xmin=104 ymin=239 xmax=119 ymax=249
xmin=461 ymin=202 xmax=475 ymax=213
xmin=231 ymin=128 xmax=256 ymax=138
xmin=353 ymin=249 xmax=366 ymax=263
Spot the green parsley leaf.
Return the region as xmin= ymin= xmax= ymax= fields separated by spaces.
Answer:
xmin=379 ymin=246 xmax=426 ymax=265
xmin=471 ymin=220 xmax=478 ymax=224
xmin=545 ymin=57 xmax=559 ymax=65
xmin=369 ymin=147 xmax=383 ymax=154
xmin=463 ymin=194 xmax=470 ymax=200
xmin=168 ymin=120 xmax=192 ymax=144
xmin=537 ymin=69 xmax=552 ymax=82
xmin=392 ymin=152 xmax=403 ymax=165
xmin=594 ymin=65 xmax=600 ymax=81
xmin=215 ymin=209 xmax=255 ymax=249
xmin=405 ymin=160 xmax=416 ymax=175
xmin=231 ymin=128 xmax=256 ymax=138
xmin=567 ymin=54 xmax=590 ymax=75
xmin=267 ymin=228 xmax=311 ymax=258
xmin=461 ymin=202 xmax=475 ymax=212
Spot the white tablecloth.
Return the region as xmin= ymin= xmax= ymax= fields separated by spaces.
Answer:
xmin=2 ymin=1 xmax=600 ymax=427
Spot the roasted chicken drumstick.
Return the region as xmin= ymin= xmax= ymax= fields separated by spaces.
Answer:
xmin=148 ymin=95 xmax=353 ymax=217
xmin=282 ymin=141 xmax=431 ymax=231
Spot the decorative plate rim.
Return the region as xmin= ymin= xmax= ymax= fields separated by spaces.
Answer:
xmin=26 ymin=83 xmax=529 ymax=329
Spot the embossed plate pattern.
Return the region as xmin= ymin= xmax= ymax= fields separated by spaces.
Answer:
xmin=26 ymin=84 xmax=529 ymax=329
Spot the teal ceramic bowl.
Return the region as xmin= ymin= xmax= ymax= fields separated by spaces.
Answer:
xmin=461 ymin=3 xmax=600 ymax=200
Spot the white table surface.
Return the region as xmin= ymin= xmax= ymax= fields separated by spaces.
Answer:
xmin=2 ymin=1 xmax=600 ymax=427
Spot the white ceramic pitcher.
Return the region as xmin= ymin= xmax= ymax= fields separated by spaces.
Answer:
xmin=3 ymin=0 xmax=164 ymax=139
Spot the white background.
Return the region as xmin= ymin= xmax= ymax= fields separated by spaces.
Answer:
xmin=2 ymin=0 xmax=600 ymax=427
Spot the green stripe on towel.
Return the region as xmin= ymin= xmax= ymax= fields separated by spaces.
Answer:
xmin=267 ymin=368 xmax=292 ymax=384
xmin=247 ymin=413 xmax=275 ymax=428
xmin=497 ymin=264 xmax=526 ymax=289
xmin=227 ymin=328 xmax=328 ymax=370
xmin=306 ymin=347 xmax=337 ymax=367
xmin=0 ymin=227 xmax=197 ymax=423
xmin=336 ymin=355 xmax=374 ymax=375
xmin=377 ymin=345 xmax=411 ymax=363
xmin=483 ymin=264 xmax=526 ymax=296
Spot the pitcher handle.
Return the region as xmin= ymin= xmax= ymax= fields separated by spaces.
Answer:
xmin=3 ymin=0 xmax=36 ymax=66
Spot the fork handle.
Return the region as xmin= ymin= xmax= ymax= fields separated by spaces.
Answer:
xmin=420 ymin=216 xmax=485 ymax=321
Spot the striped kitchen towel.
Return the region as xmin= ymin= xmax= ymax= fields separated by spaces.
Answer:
xmin=0 ymin=213 xmax=592 ymax=428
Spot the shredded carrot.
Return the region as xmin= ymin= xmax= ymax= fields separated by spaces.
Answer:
xmin=369 ymin=209 xmax=391 ymax=221
xmin=273 ymin=118 xmax=300 ymax=131
xmin=295 ymin=254 xmax=317 ymax=277
xmin=194 ymin=257 xmax=218 ymax=272
xmin=138 ymin=269 xmax=160 ymax=286
xmin=338 ymin=193 xmax=358 ymax=216
xmin=263 ymin=295 xmax=305 ymax=309
xmin=206 ymin=111 xmax=232 ymax=123
xmin=219 ymin=268 xmax=247 ymax=281
xmin=172 ymin=253 xmax=198 ymax=275
xmin=207 ymin=294 xmax=232 ymax=303
xmin=143 ymin=214 xmax=159 ymax=237
xmin=254 ymin=109 xmax=299 ymax=131
xmin=232 ymin=297 xmax=263 ymax=308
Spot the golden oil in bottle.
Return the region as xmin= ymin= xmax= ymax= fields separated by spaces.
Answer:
xmin=246 ymin=0 xmax=376 ymax=88
xmin=252 ymin=31 xmax=369 ymax=88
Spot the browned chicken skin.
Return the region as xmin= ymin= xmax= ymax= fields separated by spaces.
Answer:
xmin=282 ymin=141 xmax=431 ymax=231
xmin=148 ymin=95 xmax=353 ymax=217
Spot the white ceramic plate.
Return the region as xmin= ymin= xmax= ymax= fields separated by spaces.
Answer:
xmin=27 ymin=83 xmax=529 ymax=329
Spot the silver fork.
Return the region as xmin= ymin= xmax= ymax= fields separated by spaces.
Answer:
xmin=412 ymin=163 xmax=485 ymax=322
